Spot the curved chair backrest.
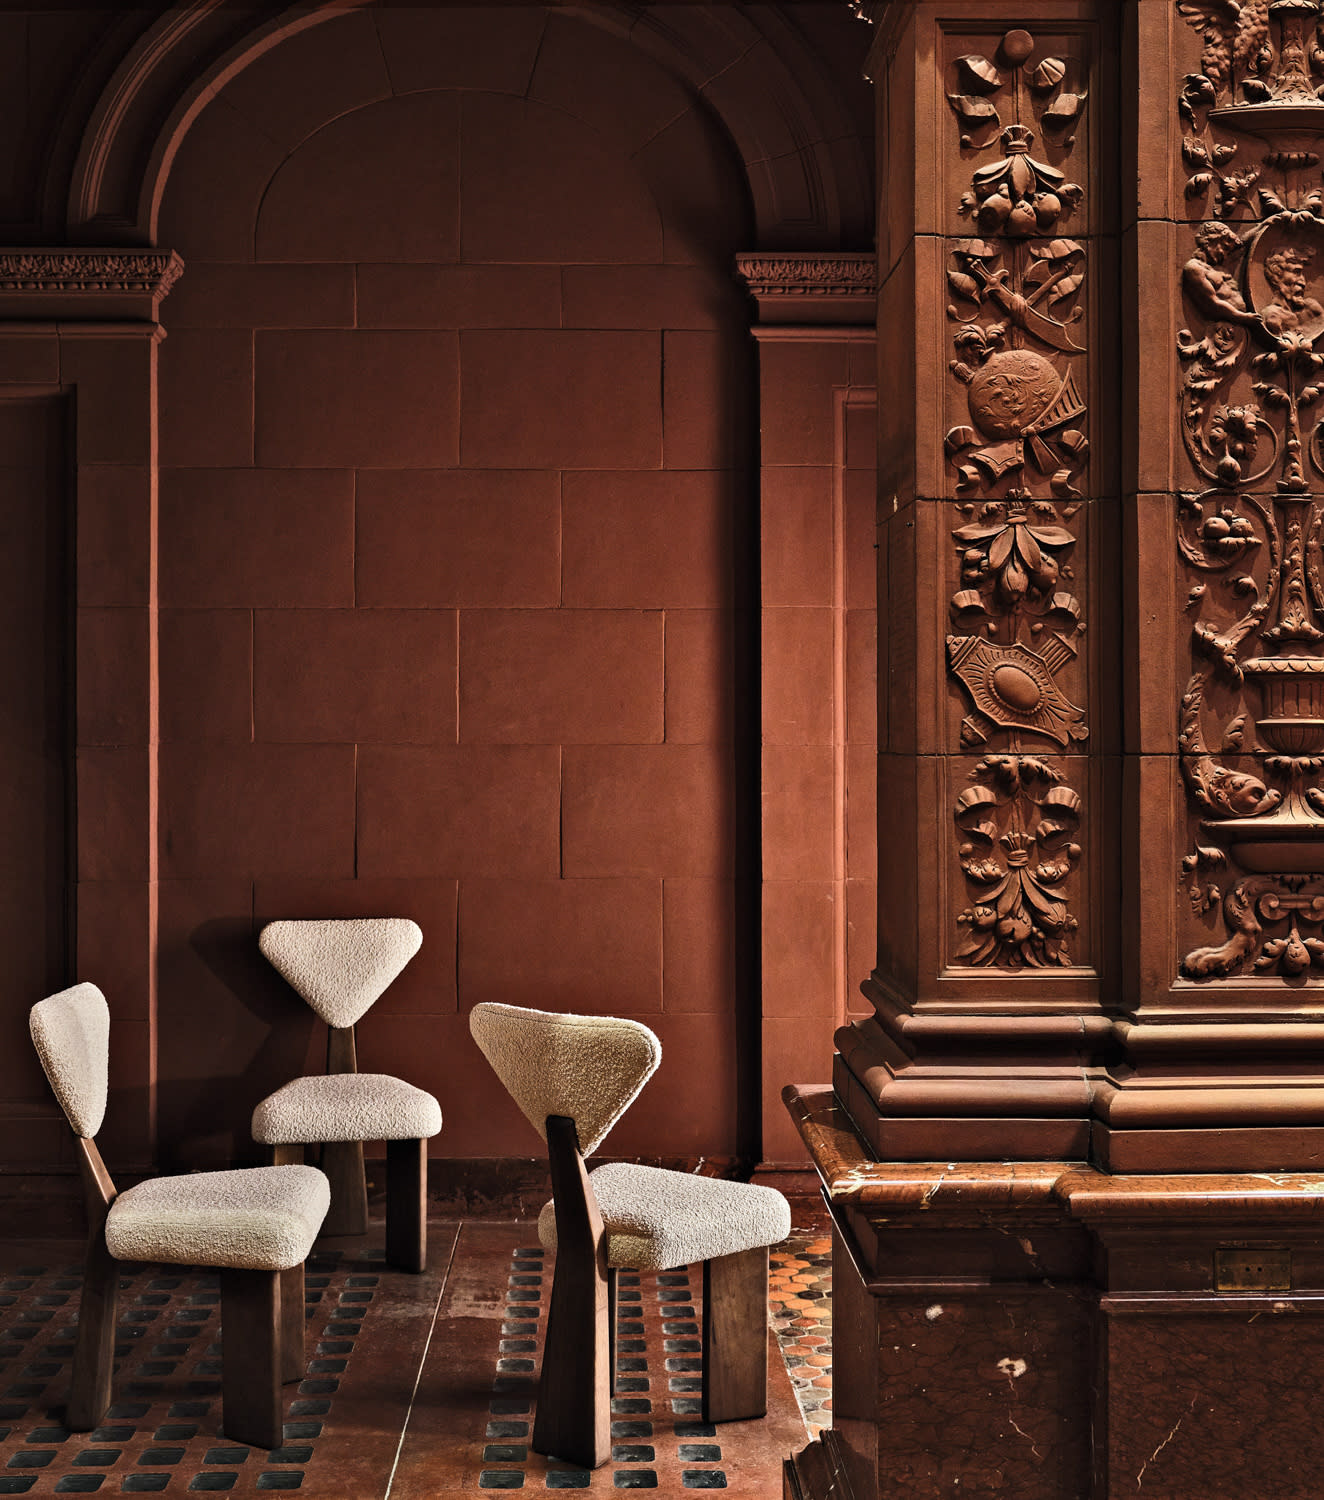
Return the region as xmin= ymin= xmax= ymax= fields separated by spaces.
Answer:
xmin=469 ymin=1002 xmax=661 ymax=1157
xmin=30 ymin=983 xmax=110 ymax=1139
xmin=259 ymin=918 xmax=422 ymax=1028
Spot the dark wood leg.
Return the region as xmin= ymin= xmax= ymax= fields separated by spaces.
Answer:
xmin=220 ymin=1267 xmax=283 ymax=1449
xmin=319 ymin=1140 xmax=369 ymax=1237
xmin=271 ymin=1143 xmax=304 ymax=1167
xmin=67 ymin=1231 xmax=118 ymax=1431
xmin=534 ymin=1242 xmax=611 ymax=1467
xmin=385 ymin=1138 xmax=427 ymax=1273
xmin=702 ymin=1246 xmax=769 ymax=1424
xmin=279 ymin=1264 xmax=305 ymax=1384
xmin=531 ymin=1116 xmax=611 ymax=1469
xmin=608 ymin=1265 xmax=617 ymax=1397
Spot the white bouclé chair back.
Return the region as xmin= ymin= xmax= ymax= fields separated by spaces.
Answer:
xmin=29 ymin=982 xmax=110 ymax=1139
xmin=469 ymin=1002 xmax=660 ymax=1157
xmin=259 ymin=918 xmax=422 ymax=1027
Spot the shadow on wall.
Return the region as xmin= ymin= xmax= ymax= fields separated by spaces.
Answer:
xmin=153 ymin=917 xmax=315 ymax=1171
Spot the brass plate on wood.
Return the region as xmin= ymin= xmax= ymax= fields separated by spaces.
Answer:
xmin=1215 ymin=1248 xmax=1292 ymax=1291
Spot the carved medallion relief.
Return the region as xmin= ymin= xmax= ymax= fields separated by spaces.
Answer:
xmin=940 ymin=27 xmax=1096 ymax=970
xmin=1174 ymin=0 xmax=1324 ymax=979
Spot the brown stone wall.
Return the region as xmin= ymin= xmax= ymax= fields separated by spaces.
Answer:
xmin=151 ymin=5 xmax=758 ymax=1167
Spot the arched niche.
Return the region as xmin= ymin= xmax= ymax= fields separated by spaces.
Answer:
xmin=63 ymin=0 xmax=872 ymax=253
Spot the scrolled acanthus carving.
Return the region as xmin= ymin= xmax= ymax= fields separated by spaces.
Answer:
xmin=954 ymin=753 xmax=1082 ymax=968
xmin=1173 ymin=0 xmax=1324 ymax=976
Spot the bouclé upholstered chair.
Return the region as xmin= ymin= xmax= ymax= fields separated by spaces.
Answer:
xmin=252 ymin=919 xmax=441 ymax=1272
xmin=30 ymin=983 xmax=331 ymax=1449
xmin=469 ymin=1001 xmax=791 ymax=1470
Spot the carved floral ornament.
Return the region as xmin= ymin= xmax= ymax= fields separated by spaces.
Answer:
xmin=0 ymin=250 xmax=183 ymax=297
xmin=940 ymin=30 xmax=1092 ymax=970
xmin=1174 ymin=0 xmax=1324 ymax=978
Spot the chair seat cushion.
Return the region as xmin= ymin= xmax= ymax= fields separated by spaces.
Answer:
xmin=252 ymin=1073 xmax=442 ymax=1144
xmin=538 ymin=1164 xmax=791 ymax=1271
xmin=105 ymin=1165 xmax=330 ymax=1271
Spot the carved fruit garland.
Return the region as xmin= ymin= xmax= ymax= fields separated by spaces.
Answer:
xmin=944 ymin=30 xmax=1091 ymax=969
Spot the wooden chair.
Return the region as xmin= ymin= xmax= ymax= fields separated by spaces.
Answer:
xmin=253 ymin=918 xmax=441 ymax=1272
xmin=469 ymin=1001 xmax=792 ymax=1470
xmin=29 ymin=983 xmax=330 ymax=1449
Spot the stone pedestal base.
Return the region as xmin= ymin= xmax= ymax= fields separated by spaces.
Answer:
xmin=786 ymin=1084 xmax=1324 ymax=1500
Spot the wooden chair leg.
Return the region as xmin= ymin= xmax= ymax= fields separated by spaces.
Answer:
xmin=279 ymin=1263 xmax=305 ymax=1384
xmin=702 ymin=1246 xmax=769 ymax=1424
xmin=385 ymin=1138 xmax=427 ymax=1273
xmin=534 ymin=1242 xmax=611 ymax=1467
xmin=319 ymin=1140 xmax=369 ymax=1236
xmin=531 ymin=1116 xmax=611 ymax=1469
xmin=220 ymin=1267 xmax=284 ymax=1449
xmin=271 ymin=1143 xmax=304 ymax=1167
xmin=67 ymin=1231 xmax=118 ymax=1431
xmin=607 ymin=1265 xmax=617 ymax=1397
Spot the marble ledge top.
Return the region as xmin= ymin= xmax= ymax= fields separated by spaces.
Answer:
xmin=783 ymin=1084 xmax=1324 ymax=1220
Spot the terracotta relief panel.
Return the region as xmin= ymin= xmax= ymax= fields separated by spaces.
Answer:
xmin=941 ymin=26 xmax=1097 ymax=240
xmin=1172 ymin=0 xmax=1324 ymax=982
xmin=929 ymin=19 xmax=1109 ymax=982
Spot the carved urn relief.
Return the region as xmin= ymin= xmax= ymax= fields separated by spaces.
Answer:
xmin=1177 ymin=0 xmax=1324 ymax=976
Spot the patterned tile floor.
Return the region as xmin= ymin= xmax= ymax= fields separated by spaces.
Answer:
xmin=0 ymin=1243 xmax=378 ymax=1495
xmin=0 ymin=1224 xmax=832 ymax=1497
xmin=767 ymin=1238 xmax=833 ymax=1437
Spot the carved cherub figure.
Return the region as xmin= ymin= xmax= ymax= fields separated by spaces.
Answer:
xmin=1183 ymin=221 xmax=1255 ymax=325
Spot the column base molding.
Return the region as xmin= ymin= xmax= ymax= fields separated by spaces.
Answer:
xmin=787 ymin=1083 xmax=1324 ymax=1500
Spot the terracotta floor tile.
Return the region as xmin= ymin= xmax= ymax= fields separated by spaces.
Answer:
xmin=0 ymin=1225 xmax=833 ymax=1496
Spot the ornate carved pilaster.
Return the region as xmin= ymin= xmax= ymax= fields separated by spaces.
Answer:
xmin=832 ymin=1 xmax=1117 ymax=1163
xmin=1092 ymin=0 xmax=1324 ymax=1170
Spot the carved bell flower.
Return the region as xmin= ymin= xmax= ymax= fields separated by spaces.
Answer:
xmin=965 ymin=126 xmax=1083 ymax=236
xmin=952 ymin=509 xmax=1073 ymax=605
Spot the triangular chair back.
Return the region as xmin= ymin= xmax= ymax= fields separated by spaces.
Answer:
xmin=469 ymin=1001 xmax=660 ymax=1157
xmin=259 ymin=918 xmax=422 ymax=1028
xmin=30 ymin=984 xmax=325 ymax=1449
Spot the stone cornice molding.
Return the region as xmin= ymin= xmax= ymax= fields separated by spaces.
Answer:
xmin=0 ymin=249 xmax=183 ymax=297
xmin=735 ymin=251 xmax=877 ymax=325
xmin=0 ymin=247 xmax=183 ymax=321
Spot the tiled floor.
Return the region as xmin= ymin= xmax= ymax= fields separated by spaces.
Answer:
xmin=0 ymin=1224 xmax=831 ymax=1498
xmin=767 ymin=1239 xmax=832 ymax=1437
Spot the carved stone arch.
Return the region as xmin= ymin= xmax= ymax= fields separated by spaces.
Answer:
xmin=64 ymin=0 xmax=872 ymax=250
xmin=65 ymin=1 xmax=374 ymax=244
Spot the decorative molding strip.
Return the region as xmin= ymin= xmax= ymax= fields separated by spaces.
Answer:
xmin=0 ymin=249 xmax=183 ymax=298
xmin=735 ymin=252 xmax=877 ymax=300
